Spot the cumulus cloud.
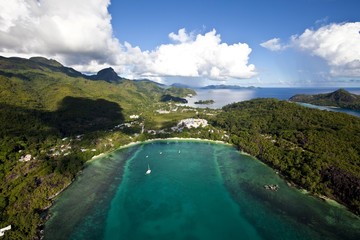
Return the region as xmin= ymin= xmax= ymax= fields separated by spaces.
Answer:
xmin=291 ymin=22 xmax=360 ymax=77
xmin=0 ymin=1 xmax=256 ymax=81
xmin=67 ymin=28 xmax=257 ymax=80
xmin=132 ymin=28 xmax=256 ymax=80
xmin=168 ymin=28 xmax=194 ymax=43
xmin=0 ymin=0 xmax=120 ymax=66
xmin=260 ymin=38 xmax=287 ymax=51
xmin=262 ymin=22 xmax=360 ymax=78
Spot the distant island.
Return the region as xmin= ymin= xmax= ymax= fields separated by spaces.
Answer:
xmin=200 ymin=85 xmax=258 ymax=90
xmin=1 ymin=56 xmax=360 ymax=238
xmin=289 ymin=89 xmax=360 ymax=110
xmin=194 ymin=99 xmax=215 ymax=105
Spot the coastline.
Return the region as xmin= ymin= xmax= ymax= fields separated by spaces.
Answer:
xmin=41 ymin=137 xmax=232 ymax=237
xmin=46 ymin=137 xmax=231 ymax=202
xmin=91 ymin=137 xmax=231 ymax=160
xmin=41 ymin=136 xmax=354 ymax=238
xmin=51 ymin=136 xmax=348 ymax=211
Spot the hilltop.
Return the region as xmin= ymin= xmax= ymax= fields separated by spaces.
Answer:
xmin=289 ymin=89 xmax=360 ymax=110
xmin=0 ymin=56 xmax=199 ymax=239
xmin=1 ymin=56 xmax=360 ymax=238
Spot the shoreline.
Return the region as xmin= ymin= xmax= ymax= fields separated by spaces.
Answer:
xmin=90 ymin=137 xmax=231 ymax=160
xmin=41 ymin=136 xmax=354 ymax=238
xmin=47 ymin=137 xmax=231 ymax=202
xmin=52 ymin=136 xmax=348 ymax=210
xmin=41 ymin=137 xmax=231 ymax=237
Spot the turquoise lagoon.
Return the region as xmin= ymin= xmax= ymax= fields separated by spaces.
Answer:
xmin=44 ymin=140 xmax=360 ymax=240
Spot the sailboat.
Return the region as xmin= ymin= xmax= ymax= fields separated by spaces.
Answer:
xmin=145 ymin=164 xmax=151 ymax=175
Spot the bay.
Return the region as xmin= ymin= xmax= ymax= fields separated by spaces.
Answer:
xmin=184 ymin=88 xmax=360 ymax=117
xmin=44 ymin=140 xmax=360 ymax=240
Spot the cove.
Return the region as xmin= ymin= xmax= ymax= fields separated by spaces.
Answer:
xmin=44 ymin=140 xmax=360 ymax=240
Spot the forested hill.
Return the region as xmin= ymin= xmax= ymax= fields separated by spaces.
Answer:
xmin=0 ymin=56 xmax=196 ymax=239
xmin=289 ymin=89 xmax=360 ymax=110
xmin=0 ymin=56 xmax=195 ymax=111
xmin=213 ymin=98 xmax=360 ymax=215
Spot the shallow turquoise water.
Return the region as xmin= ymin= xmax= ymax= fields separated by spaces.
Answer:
xmin=45 ymin=140 xmax=360 ymax=240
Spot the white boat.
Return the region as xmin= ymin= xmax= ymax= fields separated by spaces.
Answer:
xmin=145 ymin=164 xmax=151 ymax=175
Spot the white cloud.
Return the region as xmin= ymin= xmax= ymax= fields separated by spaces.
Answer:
xmin=98 ymin=28 xmax=256 ymax=81
xmin=168 ymin=28 xmax=194 ymax=43
xmin=261 ymin=22 xmax=360 ymax=78
xmin=131 ymin=28 xmax=256 ymax=80
xmin=0 ymin=0 xmax=120 ymax=66
xmin=260 ymin=38 xmax=287 ymax=51
xmin=291 ymin=22 xmax=360 ymax=77
xmin=0 ymin=1 xmax=256 ymax=81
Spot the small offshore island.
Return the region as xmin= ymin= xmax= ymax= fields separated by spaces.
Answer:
xmin=0 ymin=56 xmax=360 ymax=239
xmin=194 ymin=99 xmax=215 ymax=105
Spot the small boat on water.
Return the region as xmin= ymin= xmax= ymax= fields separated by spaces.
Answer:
xmin=145 ymin=164 xmax=151 ymax=175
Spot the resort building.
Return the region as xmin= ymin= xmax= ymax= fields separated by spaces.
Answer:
xmin=177 ymin=118 xmax=208 ymax=129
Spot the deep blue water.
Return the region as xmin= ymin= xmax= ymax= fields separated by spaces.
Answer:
xmin=44 ymin=141 xmax=360 ymax=240
xmin=184 ymin=88 xmax=360 ymax=117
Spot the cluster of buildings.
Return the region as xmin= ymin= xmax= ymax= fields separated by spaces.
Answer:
xmin=18 ymin=154 xmax=32 ymax=162
xmin=176 ymin=118 xmax=208 ymax=129
xmin=145 ymin=118 xmax=209 ymax=136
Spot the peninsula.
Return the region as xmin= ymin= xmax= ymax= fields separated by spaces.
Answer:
xmin=289 ymin=89 xmax=360 ymax=110
xmin=0 ymin=56 xmax=360 ymax=238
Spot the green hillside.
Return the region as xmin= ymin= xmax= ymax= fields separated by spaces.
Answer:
xmin=289 ymin=89 xmax=360 ymax=110
xmin=214 ymin=98 xmax=360 ymax=215
xmin=0 ymin=56 xmax=197 ymax=239
xmin=1 ymin=55 xmax=360 ymax=238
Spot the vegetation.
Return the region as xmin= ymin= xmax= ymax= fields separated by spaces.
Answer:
xmin=289 ymin=88 xmax=360 ymax=110
xmin=1 ymin=56 xmax=359 ymax=238
xmin=88 ymin=67 xmax=124 ymax=83
xmin=160 ymin=94 xmax=188 ymax=103
xmin=195 ymin=99 xmax=215 ymax=104
xmin=213 ymin=98 xmax=360 ymax=215
xmin=0 ymin=56 xmax=197 ymax=239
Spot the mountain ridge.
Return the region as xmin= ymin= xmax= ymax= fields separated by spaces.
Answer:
xmin=289 ymin=89 xmax=360 ymax=110
xmin=200 ymin=84 xmax=258 ymax=90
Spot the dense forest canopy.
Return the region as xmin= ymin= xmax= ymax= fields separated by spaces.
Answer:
xmin=213 ymin=98 xmax=360 ymax=214
xmin=0 ymin=56 xmax=359 ymax=239
xmin=289 ymin=89 xmax=360 ymax=110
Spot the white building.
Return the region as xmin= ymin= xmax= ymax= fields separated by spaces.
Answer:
xmin=19 ymin=154 xmax=32 ymax=162
xmin=156 ymin=109 xmax=170 ymax=114
xmin=129 ymin=115 xmax=139 ymax=119
xmin=177 ymin=118 xmax=208 ymax=129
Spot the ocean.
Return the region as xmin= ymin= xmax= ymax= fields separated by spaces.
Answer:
xmin=184 ymin=88 xmax=360 ymax=117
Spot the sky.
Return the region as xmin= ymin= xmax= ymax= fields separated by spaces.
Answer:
xmin=0 ymin=0 xmax=360 ymax=87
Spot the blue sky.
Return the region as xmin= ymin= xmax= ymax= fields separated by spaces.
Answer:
xmin=109 ymin=0 xmax=349 ymax=50
xmin=0 ymin=0 xmax=359 ymax=87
